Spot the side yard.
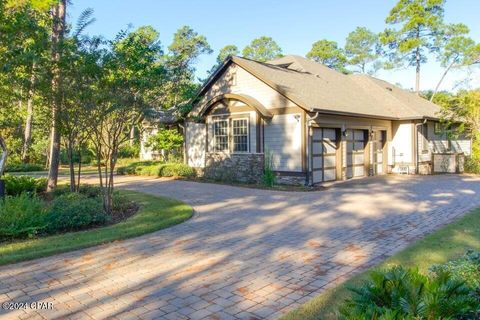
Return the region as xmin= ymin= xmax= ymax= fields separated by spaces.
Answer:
xmin=282 ymin=206 xmax=480 ymax=320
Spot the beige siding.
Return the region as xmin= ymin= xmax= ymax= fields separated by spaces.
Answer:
xmin=185 ymin=122 xmax=206 ymax=168
xmin=264 ymin=114 xmax=302 ymax=172
xmin=417 ymin=121 xmax=472 ymax=160
xmin=193 ymin=64 xmax=297 ymax=117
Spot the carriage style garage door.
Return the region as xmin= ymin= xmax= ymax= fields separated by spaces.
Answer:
xmin=372 ymin=130 xmax=386 ymax=175
xmin=312 ymin=128 xmax=338 ymax=183
xmin=346 ymin=129 xmax=366 ymax=179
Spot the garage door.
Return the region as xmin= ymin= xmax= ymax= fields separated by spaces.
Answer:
xmin=372 ymin=130 xmax=386 ymax=175
xmin=346 ymin=129 xmax=366 ymax=178
xmin=312 ymin=128 xmax=338 ymax=183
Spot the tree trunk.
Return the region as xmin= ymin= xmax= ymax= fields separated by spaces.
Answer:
xmin=415 ymin=46 xmax=421 ymax=94
xmin=47 ymin=0 xmax=66 ymax=192
xmin=76 ymin=147 xmax=82 ymax=192
xmin=129 ymin=126 xmax=135 ymax=146
xmin=430 ymin=58 xmax=457 ymax=102
xmin=67 ymin=140 xmax=75 ymax=192
xmin=0 ymin=136 xmax=8 ymax=177
xmin=22 ymin=69 xmax=36 ymax=163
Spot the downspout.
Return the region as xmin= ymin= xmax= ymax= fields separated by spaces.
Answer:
xmin=305 ymin=111 xmax=320 ymax=186
xmin=414 ymin=118 xmax=427 ymax=174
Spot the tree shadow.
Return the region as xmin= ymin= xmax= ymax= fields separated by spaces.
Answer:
xmin=0 ymin=174 xmax=479 ymax=319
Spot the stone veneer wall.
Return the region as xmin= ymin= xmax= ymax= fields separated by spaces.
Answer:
xmin=276 ymin=175 xmax=306 ymax=185
xmin=204 ymin=153 xmax=264 ymax=184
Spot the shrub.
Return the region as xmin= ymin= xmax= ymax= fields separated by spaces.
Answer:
xmin=465 ymin=157 xmax=480 ymax=174
xmin=0 ymin=194 xmax=48 ymax=240
xmin=340 ymin=265 xmax=477 ymax=319
xmin=47 ymin=193 xmax=109 ymax=233
xmin=431 ymin=250 xmax=480 ymax=289
xmin=3 ymin=175 xmax=47 ymax=196
xmin=52 ymin=184 xmax=103 ymax=199
xmin=159 ymin=163 xmax=195 ymax=177
xmin=4 ymin=163 xmax=45 ymax=173
xmin=118 ymin=144 xmax=140 ymax=158
xmin=117 ymin=161 xmax=162 ymax=175
xmin=117 ymin=161 xmax=195 ymax=178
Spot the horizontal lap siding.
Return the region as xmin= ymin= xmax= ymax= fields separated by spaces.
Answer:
xmin=185 ymin=122 xmax=206 ymax=168
xmin=264 ymin=114 xmax=302 ymax=172
xmin=194 ymin=64 xmax=297 ymax=118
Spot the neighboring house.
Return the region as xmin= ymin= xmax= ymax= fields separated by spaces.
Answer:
xmin=165 ymin=55 xmax=470 ymax=185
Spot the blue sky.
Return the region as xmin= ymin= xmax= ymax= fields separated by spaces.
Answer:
xmin=68 ymin=0 xmax=480 ymax=92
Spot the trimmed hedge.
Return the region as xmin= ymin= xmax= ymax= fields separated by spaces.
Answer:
xmin=117 ymin=162 xmax=195 ymax=178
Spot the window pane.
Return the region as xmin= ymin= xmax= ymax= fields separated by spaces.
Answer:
xmin=232 ymin=119 xmax=248 ymax=152
xmin=213 ymin=120 xmax=228 ymax=151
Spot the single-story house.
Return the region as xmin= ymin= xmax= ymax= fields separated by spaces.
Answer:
xmin=146 ymin=55 xmax=471 ymax=185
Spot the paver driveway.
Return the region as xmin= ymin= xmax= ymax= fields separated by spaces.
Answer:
xmin=1 ymin=175 xmax=480 ymax=320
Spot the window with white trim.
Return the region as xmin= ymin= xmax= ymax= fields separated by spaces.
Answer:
xmin=232 ymin=118 xmax=249 ymax=152
xmin=213 ymin=119 xmax=228 ymax=151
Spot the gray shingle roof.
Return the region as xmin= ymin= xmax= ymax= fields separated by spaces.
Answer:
xmin=227 ymin=55 xmax=441 ymax=120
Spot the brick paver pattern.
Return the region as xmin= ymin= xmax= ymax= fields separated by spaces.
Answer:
xmin=1 ymin=174 xmax=480 ymax=320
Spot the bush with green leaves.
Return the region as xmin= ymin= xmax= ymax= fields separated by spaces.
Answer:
xmin=117 ymin=161 xmax=195 ymax=178
xmin=47 ymin=193 xmax=109 ymax=233
xmin=4 ymin=163 xmax=45 ymax=173
xmin=0 ymin=194 xmax=48 ymax=240
xmin=159 ymin=163 xmax=195 ymax=177
xmin=431 ymin=250 xmax=480 ymax=290
xmin=145 ymin=129 xmax=184 ymax=159
xmin=3 ymin=175 xmax=47 ymax=196
xmin=340 ymin=265 xmax=477 ymax=320
xmin=465 ymin=157 xmax=480 ymax=174
xmin=118 ymin=144 xmax=140 ymax=158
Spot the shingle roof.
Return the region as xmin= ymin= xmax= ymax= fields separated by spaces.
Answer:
xmin=221 ymin=55 xmax=441 ymax=120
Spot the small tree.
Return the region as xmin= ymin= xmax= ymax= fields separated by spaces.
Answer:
xmin=145 ymin=128 xmax=183 ymax=161
xmin=89 ymin=26 xmax=166 ymax=213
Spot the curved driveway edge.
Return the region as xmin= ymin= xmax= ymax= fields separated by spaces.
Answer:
xmin=1 ymin=174 xmax=480 ymax=320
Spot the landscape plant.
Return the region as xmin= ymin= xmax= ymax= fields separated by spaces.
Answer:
xmin=340 ymin=265 xmax=477 ymax=319
xmin=263 ymin=150 xmax=276 ymax=187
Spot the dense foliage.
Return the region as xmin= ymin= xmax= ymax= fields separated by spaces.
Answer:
xmin=117 ymin=161 xmax=195 ymax=178
xmin=145 ymin=129 xmax=184 ymax=161
xmin=0 ymin=179 xmax=137 ymax=240
xmin=5 ymin=163 xmax=45 ymax=173
xmin=4 ymin=175 xmax=47 ymax=196
xmin=340 ymin=263 xmax=479 ymax=319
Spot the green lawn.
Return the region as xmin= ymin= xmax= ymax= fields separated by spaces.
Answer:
xmin=281 ymin=207 xmax=480 ymax=320
xmin=0 ymin=190 xmax=193 ymax=266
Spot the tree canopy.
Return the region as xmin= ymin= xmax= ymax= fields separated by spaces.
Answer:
xmin=242 ymin=36 xmax=283 ymax=62
xmin=380 ymin=0 xmax=447 ymax=92
xmin=306 ymin=39 xmax=347 ymax=72
xmin=345 ymin=27 xmax=381 ymax=74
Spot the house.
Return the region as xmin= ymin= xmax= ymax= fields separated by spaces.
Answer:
xmin=180 ymin=55 xmax=470 ymax=185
